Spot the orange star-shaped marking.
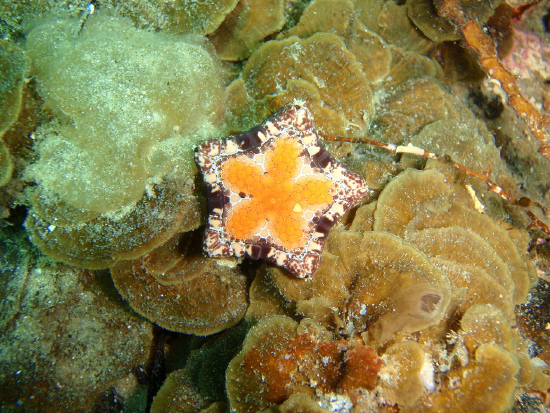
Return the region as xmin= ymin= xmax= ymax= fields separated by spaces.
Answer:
xmin=221 ymin=138 xmax=335 ymax=250
xmin=195 ymin=104 xmax=368 ymax=278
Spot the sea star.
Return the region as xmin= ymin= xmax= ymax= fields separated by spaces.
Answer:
xmin=195 ymin=103 xmax=368 ymax=278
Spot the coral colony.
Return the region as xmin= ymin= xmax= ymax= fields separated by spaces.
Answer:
xmin=195 ymin=103 xmax=368 ymax=278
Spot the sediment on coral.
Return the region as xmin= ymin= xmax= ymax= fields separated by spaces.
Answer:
xmin=25 ymin=14 xmax=221 ymax=213
xmin=25 ymin=175 xmax=202 ymax=269
xmin=111 ymin=232 xmax=248 ymax=335
xmin=370 ymin=77 xmax=448 ymax=144
xmin=209 ymin=0 xmax=286 ymax=61
xmin=347 ymin=19 xmax=392 ymax=84
xmin=166 ymin=0 xmax=239 ymax=35
xmin=278 ymin=0 xmax=355 ymax=40
xmin=22 ymin=13 xmax=222 ymax=268
xmin=224 ymin=32 xmax=372 ymax=137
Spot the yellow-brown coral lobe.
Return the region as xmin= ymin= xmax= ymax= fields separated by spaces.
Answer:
xmin=225 ymin=32 xmax=373 ymax=137
xmin=226 ymin=316 xmax=384 ymax=413
xmin=111 ymin=240 xmax=248 ymax=335
xmin=195 ymin=103 xmax=368 ymax=278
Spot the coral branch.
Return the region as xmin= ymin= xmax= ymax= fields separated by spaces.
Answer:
xmin=437 ymin=0 xmax=550 ymax=159
xmin=323 ymin=135 xmax=550 ymax=236
xmin=525 ymin=210 xmax=550 ymax=234
xmin=322 ymin=135 xmax=513 ymax=201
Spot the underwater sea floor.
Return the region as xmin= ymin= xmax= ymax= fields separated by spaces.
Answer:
xmin=1 ymin=0 xmax=550 ymax=412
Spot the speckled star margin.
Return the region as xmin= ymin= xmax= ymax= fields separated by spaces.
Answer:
xmin=195 ymin=103 xmax=369 ymax=278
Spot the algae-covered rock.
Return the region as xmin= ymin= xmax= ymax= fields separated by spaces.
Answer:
xmin=331 ymin=231 xmax=451 ymax=343
xmin=0 ymin=256 xmax=154 ymax=411
xmin=151 ymin=368 xmax=209 ymax=413
xmin=382 ymin=46 xmax=438 ymax=87
xmin=25 ymin=14 xmax=221 ymax=213
xmin=23 ymin=14 xmax=222 ymax=268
